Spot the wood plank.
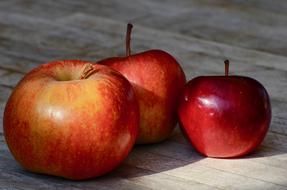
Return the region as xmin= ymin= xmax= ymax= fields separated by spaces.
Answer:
xmin=0 ymin=133 xmax=221 ymax=190
xmin=169 ymin=127 xmax=287 ymax=169
xmin=263 ymin=132 xmax=287 ymax=152
xmin=0 ymin=12 xmax=123 ymax=63
xmin=0 ymin=137 xmax=151 ymax=190
xmin=114 ymin=164 xmax=220 ymax=190
xmin=206 ymin=0 xmax=287 ymax=16
xmin=57 ymin=13 xmax=287 ymax=71
xmin=56 ymin=13 xmax=287 ymax=106
xmin=0 ymin=135 xmax=220 ymax=190
xmin=271 ymin=116 xmax=287 ymax=135
xmin=0 ymin=1 xmax=287 ymax=189
xmin=171 ymin=126 xmax=287 ymax=152
xmin=3 ymin=0 xmax=287 ymax=57
xmin=244 ymin=146 xmax=287 ymax=170
xmin=1 ymin=12 xmax=286 ymax=85
xmin=0 ymin=85 xmax=11 ymax=133
xmin=1 ymin=111 xmax=286 ymax=189
xmin=1 ymin=11 xmax=287 ymax=78
xmin=0 ymin=0 xmax=157 ymax=21
xmin=131 ymin=0 xmax=287 ymax=56
xmin=125 ymin=147 xmax=287 ymax=190
xmin=1 ymin=10 xmax=286 ymax=141
xmin=1 ymin=10 xmax=287 ymax=136
xmin=160 ymin=137 xmax=287 ymax=180
xmin=0 ymin=68 xmax=24 ymax=88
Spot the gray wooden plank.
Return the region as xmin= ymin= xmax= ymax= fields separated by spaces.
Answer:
xmin=3 ymin=0 xmax=287 ymax=57
xmin=208 ymin=0 xmax=287 ymax=16
xmin=271 ymin=116 xmax=287 ymax=135
xmin=114 ymin=164 xmax=221 ymax=190
xmin=131 ymin=0 xmax=287 ymax=56
xmin=57 ymin=13 xmax=287 ymax=71
xmin=0 ymin=85 xmax=11 ymax=134
xmin=0 ymin=133 xmax=223 ymax=190
xmin=141 ymin=134 xmax=287 ymax=179
xmin=0 ymin=137 xmax=221 ymax=190
xmin=1 ymin=11 xmax=287 ymax=76
xmin=0 ymin=1 xmax=287 ymax=189
xmin=0 ymin=10 xmax=286 ymax=137
xmin=0 ymin=137 xmax=151 ymax=190
xmin=1 ymin=11 xmax=287 ymax=119
xmin=0 ymin=14 xmax=121 ymax=62
xmin=56 ymin=13 xmax=287 ymax=104
xmin=170 ymin=126 xmax=287 ymax=166
xmin=2 ymin=11 xmax=286 ymax=83
xmin=125 ymin=146 xmax=287 ymax=190
xmin=271 ymin=99 xmax=287 ymax=122
xmin=170 ymin=125 xmax=287 ymax=152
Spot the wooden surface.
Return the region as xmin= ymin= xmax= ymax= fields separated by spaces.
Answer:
xmin=1 ymin=0 xmax=287 ymax=189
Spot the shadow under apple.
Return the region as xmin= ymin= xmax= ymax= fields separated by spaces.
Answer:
xmin=108 ymin=83 xmax=204 ymax=178
xmin=1 ymin=124 xmax=287 ymax=189
xmin=243 ymin=130 xmax=287 ymax=159
xmin=1 ymin=85 xmax=286 ymax=188
xmin=0 ymin=84 xmax=202 ymax=187
xmin=0 ymin=130 xmax=202 ymax=188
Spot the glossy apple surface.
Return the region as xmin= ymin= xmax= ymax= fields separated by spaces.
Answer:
xmin=4 ymin=60 xmax=139 ymax=180
xmin=99 ymin=24 xmax=186 ymax=144
xmin=178 ymin=61 xmax=271 ymax=158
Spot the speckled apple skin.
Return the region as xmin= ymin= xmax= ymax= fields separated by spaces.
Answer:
xmin=99 ymin=50 xmax=186 ymax=144
xmin=4 ymin=60 xmax=139 ymax=180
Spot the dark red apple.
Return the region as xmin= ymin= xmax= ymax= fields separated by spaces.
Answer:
xmin=99 ymin=24 xmax=186 ymax=144
xmin=4 ymin=60 xmax=139 ymax=180
xmin=178 ymin=60 xmax=271 ymax=158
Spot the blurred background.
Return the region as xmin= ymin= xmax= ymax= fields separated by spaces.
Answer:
xmin=1 ymin=1 xmax=286 ymax=72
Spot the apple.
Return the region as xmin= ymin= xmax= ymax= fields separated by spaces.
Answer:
xmin=3 ymin=60 xmax=139 ymax=180
xmin=99 ymin=23 xmax=186 ymax=144
xmin=178 ymin=60 xmax=271 ymax=158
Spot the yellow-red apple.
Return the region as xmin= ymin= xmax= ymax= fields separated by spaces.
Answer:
xmin=4 ymin=60 xmax=139 ymax=180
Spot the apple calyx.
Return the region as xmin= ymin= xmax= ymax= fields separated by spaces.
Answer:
xmin=224 ymin=59 xmax=229 ymax=76
xmin=80 ymin=64 xmax=98 ymax=79
xmin=126 ymin=23 xmax=133 ymax=57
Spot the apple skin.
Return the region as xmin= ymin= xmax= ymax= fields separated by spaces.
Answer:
xmin=178 ymin=76 xmax=271 ymax=158
xmin=3 ymin=60 xmax=139 ymax=180
xmin=99 ymin=50 xmax=186 ymax=144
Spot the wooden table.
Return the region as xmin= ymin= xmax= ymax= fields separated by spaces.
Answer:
xmin=1 ymin=1 xmax=287 ymax=189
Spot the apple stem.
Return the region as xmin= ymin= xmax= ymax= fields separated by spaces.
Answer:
xmin=80 ymin=64 xmax=98 ymax=79
xmin=126 ymin=23 xmax=133 ymax=57
xmin=224 ymin=60 xmax=229 ymax=76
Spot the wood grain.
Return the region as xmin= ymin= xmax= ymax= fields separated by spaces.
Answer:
xmin=0 ymin=0 xmax=287 ymax=189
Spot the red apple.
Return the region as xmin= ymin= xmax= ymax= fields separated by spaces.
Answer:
xmin=98 ymin=24 xmax=186 ymax=144
xmin=178 ymin=60 xmax=271 ymax=158
xmin=3 ymin=60 xmax=139 ymax=180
